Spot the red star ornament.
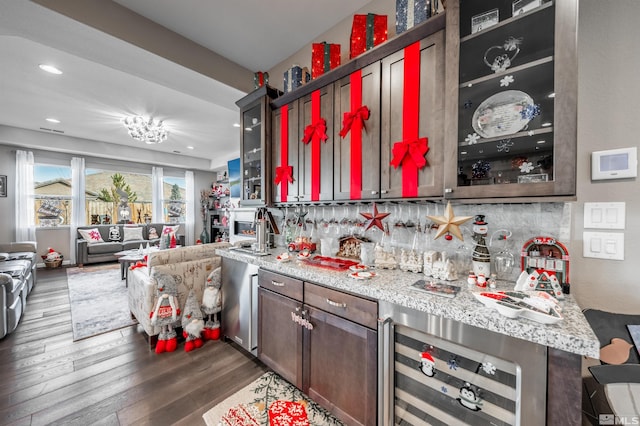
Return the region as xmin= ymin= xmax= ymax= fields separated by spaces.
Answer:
xmin=360 ymin=203 xmax=390 ymax=232
xmin=426 ymin=201 xmax=473 ymax=241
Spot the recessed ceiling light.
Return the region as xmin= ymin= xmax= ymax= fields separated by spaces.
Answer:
xmin=536 ymin=140 xmax=546 ymax=144
xmin=233 ymin=123 xmax=241 ymax=128
xmin=39 ymin=64 xmax=62 ymax=75
xmin=45 ymin=118 xmax=60 ymax=123
xmin=541 ymin=122 xmax=552 ymax=127
xmin=187 ymin=146 xmax=194 ymax=150
xmin=460 ymin=151 xmax=468 ymax=155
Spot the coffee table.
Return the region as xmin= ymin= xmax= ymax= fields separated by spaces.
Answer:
xmin=117 ymin=254 xmax=144 ymax=283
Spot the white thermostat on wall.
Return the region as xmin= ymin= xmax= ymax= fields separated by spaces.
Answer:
xmin=591 ymin=147 xmax=637 ymax=180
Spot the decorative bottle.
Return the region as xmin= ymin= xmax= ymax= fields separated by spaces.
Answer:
xmin=472 ymin=215 xmax=491 ymax=277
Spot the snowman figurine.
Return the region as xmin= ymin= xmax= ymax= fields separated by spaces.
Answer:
xmin=150 ymin=272 xmax=181 ymax=354
xmin=201 ymin=267 xmax=222 ymax=340
xmin=181 ymin=289 xmax=205 ymax=352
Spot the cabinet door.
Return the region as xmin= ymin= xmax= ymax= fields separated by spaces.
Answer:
xmin=298 ymin=85 xmax=334 ymax=202
xmin=333 ymin=62 xmax=381 ymax=201
xmin=443 ymin=0 xmax=577 ymax=199
xmin=257 ymin=287 xmax=303 ymax=388
xmin=272 ymin=100 xmax=300 ymax=204
xmin=303 ymin=305 xmax=377 ymax=426
xmin=380 ymin=30 xmax=445 ymax=199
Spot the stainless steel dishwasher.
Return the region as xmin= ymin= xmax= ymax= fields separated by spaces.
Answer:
xmin=221 ymin=257 xmax=259 ymax=355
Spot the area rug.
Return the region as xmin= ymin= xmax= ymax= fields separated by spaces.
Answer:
xmin=67 ymin=264 xmax=137 ymax=341
xmin=202 ymin=371 xmax=345 ymax=426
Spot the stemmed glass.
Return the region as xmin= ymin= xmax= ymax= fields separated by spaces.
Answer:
xmin=490 ymin=229 xmax=515 ymax=280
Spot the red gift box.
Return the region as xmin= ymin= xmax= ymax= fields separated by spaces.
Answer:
xmin=350 ymin=14 xmax=388 ymax=59
xmin=311 ymin=42 xmax=341 ymax=79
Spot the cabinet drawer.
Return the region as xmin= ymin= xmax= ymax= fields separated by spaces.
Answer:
xmin=304 ymin=282 xmax=377 ymax=329
xmin=259 ymin=269 xmax=303 ymax=302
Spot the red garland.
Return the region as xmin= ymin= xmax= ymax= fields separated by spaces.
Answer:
xmin=390 ymin=41 xmax=429 ymax=197
xmin=274 ymin=104 xmax=293 ymax=202
xmin=338 ymin=70 xmax=370 ymax=200
xmin=301 ymin=90 xmax=327 ymax=201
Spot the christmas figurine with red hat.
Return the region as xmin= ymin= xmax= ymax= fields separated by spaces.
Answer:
xmin=150 ymin=272 xmax=180 ymax=354
xmin=181 ymin=289 xmax=205 ymax=352
xmin=201 ymin=267 xmax=222 ymax=340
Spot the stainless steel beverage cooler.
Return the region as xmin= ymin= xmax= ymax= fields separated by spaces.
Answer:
xmin=221 ymin=257 xmax=259 ymax=355
xmin=378 ymin=301 xmax=548 ymax=425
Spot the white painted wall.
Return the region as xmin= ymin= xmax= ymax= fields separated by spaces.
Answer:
xmin=571 ymin=0 xmax=640 ymax=313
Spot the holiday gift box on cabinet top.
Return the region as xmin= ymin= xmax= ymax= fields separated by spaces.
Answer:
xmin=283 ymin=65 xmax=310 ymax=94
xmin=311 ymin=42 xmax=341 ymax=79
xmin=350 ymin=13 xmax=388 ymax=59
xmin=396 ymin=0 xmax=443 ymax=34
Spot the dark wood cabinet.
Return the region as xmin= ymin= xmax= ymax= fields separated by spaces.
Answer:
xmin=271 ymin=100 xmax=300 ymax=204
xmin=257 ymin=270 xmax=303 ymax=388
xmin=236 ymin=85 xmax=281 ymax=206
xmin=257 ymin=270 xmax=378 ymax=426
xmin=333 ymin=62 xmax=381 ymax=201
xmin=298 ymin=85 xmax=335 ymax=202
xmin=443 ymin=0 xmax=578 ymax=199
xmin=380 ymin=30 xmax=446 ymax=199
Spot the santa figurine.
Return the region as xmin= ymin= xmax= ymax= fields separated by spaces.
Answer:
xmin=181 ymin=289 xmax=205 ymax=352
xmin=150 ymin=272 xmax=180 ymax=354
xmin=201 ymin=267 xmax=222 ymax=340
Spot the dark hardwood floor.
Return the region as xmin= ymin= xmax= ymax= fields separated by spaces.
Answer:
xmin=0 ymin=266 xmax=268 ymax=426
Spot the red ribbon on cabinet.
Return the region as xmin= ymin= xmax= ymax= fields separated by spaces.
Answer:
xmin=390 ymin=41 xmax=429 ymax=197
xmin=301 ymin=90 xmax=327 ymax=201
xmin=274 ymin=104 xmax=293 ymax=202
xmin=339 ymin=70 xmax=370 ymax=200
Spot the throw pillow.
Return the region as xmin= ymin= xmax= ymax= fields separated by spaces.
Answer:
xmin=161 ymin=224 xmax=180 ymax=237
xmin=78 ymin=228 xmax=105 ymax=245
xmin=148 ymin=227 xmax=159 ymax=240
xmin=123 ymin=226 xmax=144 ymax=242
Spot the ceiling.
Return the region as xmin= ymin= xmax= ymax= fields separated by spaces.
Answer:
xmin=0 ymin=0 xmax=370 ymax=171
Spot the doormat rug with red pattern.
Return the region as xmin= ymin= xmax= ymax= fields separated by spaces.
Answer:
xmin=202 ymin=371 xmax=345 ymax=426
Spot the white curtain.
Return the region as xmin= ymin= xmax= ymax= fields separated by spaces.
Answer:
xmin=69 ymin=157 xmax=86 ymax=264
xmin=151 ymin=166 xmax=164 ymax=222
xmin=185 ymin=170 xmax=195 ymax=246
xmin=15 ymin=150 xmax=35 ymax=242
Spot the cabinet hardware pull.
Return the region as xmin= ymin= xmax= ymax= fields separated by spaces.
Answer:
xmin=371 ymin=190 xmax=378 ymax=195
xmin=444 ymin=188 xmax=453 ymax=193
xmin=326 ymin=298 xmax=346 ymax=308
xmin=381 ymin=189 xmax=388 ymax=194
xmin=271 ymin=281 xmax=285 ymax=287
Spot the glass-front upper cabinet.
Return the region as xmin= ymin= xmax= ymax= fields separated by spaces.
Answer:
xmin=236 ymin=85 xmax=281 ymax=206
xmin=444 ymin=0 xmax=578 ymax=199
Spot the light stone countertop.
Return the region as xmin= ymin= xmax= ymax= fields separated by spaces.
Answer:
xmin=217 ymin=247 xmax=600 ymax=358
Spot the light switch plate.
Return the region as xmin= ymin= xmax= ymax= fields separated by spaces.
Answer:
xmin=584 ymin=202 xmax=625 ymax=229
xmin=583 ymin=231 xmax=624 ymax=260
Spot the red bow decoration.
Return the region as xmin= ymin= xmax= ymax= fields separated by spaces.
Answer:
xmin=302 ymin=118 xmax=328 ymax=145
xmin=390 ymin=138 xmax=429 ymax=169
xmin=339 ymin=106 xmax=370 ymax=137
xmin=130 ymin=260 xmax=147 ymax=271
xmin=274 ymin=165 xmax=294 ymax=185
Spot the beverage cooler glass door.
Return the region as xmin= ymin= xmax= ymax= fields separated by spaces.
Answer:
xmin=378 ymin=301 xmax=548 ymax=425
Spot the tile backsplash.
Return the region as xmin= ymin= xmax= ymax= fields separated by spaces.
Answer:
xmin=273 ymin=201 xmax=571 ymax=282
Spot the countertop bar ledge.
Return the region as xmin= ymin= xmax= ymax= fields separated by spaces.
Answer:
xmin=217 ymin=248 xmax=600 ymax=358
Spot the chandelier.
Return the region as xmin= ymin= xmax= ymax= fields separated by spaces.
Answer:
xmin=123 ymin=116 xmax=168 ymax=144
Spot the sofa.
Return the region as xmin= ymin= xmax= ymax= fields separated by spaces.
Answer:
xmin=0 ymin=241 xmax=38 ymax=339
xmin=127 ymin=242 xmax=230 ymax=344
xmin=76 ymin=223 xmax=185 ymax=266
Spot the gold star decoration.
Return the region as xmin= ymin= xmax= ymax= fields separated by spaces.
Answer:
xmin=360 ymin=203 xmax=390 ymax=232
xmin=426 ymin=202 xmax=473 ymax=241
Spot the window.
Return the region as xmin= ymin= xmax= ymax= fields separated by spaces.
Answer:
xmin=163 ymin=176 xmax=186 ymax=224
xmin=34 ymin=164 xmax=72 ymax=227
xmin=85 ymin=169 xmax=152 ymax=224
